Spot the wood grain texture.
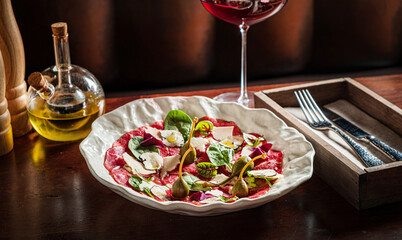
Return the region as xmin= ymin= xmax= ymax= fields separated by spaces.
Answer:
xmin=260 ymin=78 xmax=347 ymax=107
xmin=0 ymin=49 xmax=13 ymax=156
xmin=0 ymin=75 xmax=401 ymax=239
xmin=255 ymin=90 xmax=364 ymax=208
xmin=0 ymin=0 xmax=31 ymax=137
xmin=347 ymin=79 xmax=402 ymax=135
xmin=255 ymin=77 xmax=402 ymax=210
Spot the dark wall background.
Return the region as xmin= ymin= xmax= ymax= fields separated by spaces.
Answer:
xmin=11 ymin=0 xmax=402 ymax=93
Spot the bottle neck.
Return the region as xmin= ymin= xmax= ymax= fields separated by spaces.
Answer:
xmin=53 ymin=34 xmax=71 ymax=70
xmin=37 ymin=80 xmax=55 ymax=100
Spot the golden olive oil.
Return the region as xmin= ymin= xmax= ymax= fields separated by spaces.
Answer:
xmin=27 ymin=94 xmax=104 ymax=141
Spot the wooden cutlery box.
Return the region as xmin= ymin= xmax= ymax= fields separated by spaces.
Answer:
xmin=254 ymin=78 xmax=402 ymax=209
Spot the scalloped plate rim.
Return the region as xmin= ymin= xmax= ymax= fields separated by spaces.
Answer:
xmin=79 ymin=96 xmax=314 ymax=216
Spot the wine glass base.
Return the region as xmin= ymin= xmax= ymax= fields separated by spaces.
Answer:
xmin=213 ymin=91 xmax=255 ymax=108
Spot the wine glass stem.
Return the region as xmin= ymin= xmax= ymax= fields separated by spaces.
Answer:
xmin=239 ymin=22 xmax=250 ymax=105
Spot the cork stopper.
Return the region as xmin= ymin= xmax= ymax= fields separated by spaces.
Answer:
xmin=51 ymin=22 xmax=68 ymax=37
xmin=28 ymin=72 xmax=47 ymax=91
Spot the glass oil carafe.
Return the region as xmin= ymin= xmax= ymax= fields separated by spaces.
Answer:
xmin=27 ymin=22 xmax=105 ymax=142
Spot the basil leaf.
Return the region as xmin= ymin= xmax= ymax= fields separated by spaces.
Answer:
xmin=207 ymin=144 xmax=234 ymax=170
xmin=183 ymin=175 xmax=211 ymax=192
xmin=128 ymin=176 xmax=154 ymax=198
xmin=194 ymin=120 xmax=214 ymax=136
xmin=128 ymin=176 xmax=143 ymax=191
xmin=196 ymin=162 xmax=218 ymax=178
xmin=163 ymin=110 xmax=192 ymax=141
xmin=183 ymin=175 xmax=199 ymax=185
xmin=128 ymin=136 xmax=160 ymax=161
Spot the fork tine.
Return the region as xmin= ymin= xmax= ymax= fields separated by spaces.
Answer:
xmin=294 ymin=90 xmax=316 ymax=125
xmin=298 ymin=90 xmax=319 ymax=123
xmin=296 ymin=90 xmax=384 ymax=167
xmin=304 ymin=90 xmax=330 ymax=122
xmin=301 ymin=89 xmax=324 ymax=123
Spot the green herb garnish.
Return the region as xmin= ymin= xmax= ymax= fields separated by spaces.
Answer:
xmin=183 ymin=175 xmax=212 ymax=192
xmin=196 ymin=162 xmax=218 ymax=178
xmin=219 ymin=194 xmax=239 ymax=203
xmin=207 ymin=143 xmax=234 ymax=170
xmin=128 ymin=176 xmax=154 ymax=198
xmin=194 ymin=120 xmax=214 ymax=136
xmin=128 ymin=136 xmax=160 ymax=161
xmin=164 ymin=110 xmax=192 ymax=141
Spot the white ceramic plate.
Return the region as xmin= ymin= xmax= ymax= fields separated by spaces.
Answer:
xmin=80 ymin=96 xmax=314 ymax=216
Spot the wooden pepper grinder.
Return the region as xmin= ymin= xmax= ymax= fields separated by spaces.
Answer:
xmin=0 ymin=0 xmax=31 ymax=138
xmin=0 ymin=50 xmax=13 ymax=156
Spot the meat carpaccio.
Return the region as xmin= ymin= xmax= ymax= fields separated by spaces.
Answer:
xmin=104 ymin=110 xmax=283 ymax=204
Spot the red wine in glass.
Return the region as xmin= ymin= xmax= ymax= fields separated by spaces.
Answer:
xmin=200 ymin=0 xmax=287 ymax=107
xmin=201 ymin=0 xmax=285 ymax=26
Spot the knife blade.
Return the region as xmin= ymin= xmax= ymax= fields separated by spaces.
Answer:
xmin=323 ymin=107 xmax=402 ymax=162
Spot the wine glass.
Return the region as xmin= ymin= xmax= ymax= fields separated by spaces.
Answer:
xmin=200 ymin=0 xmax=287 ymax=107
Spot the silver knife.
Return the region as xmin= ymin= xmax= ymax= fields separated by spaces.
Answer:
xmin=323 ymin=107 xmax=402 ymax=162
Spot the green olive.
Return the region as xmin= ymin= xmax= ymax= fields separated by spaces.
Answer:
xmin=232 ymin=179 xmax=248 ymax=197
xmin=180 ymin=142 xmax=196 ymax=164
xmin=232 ymin=156 xmax=254 ymax=177
xmin=172 ymin=177 xmax=189 ymax=199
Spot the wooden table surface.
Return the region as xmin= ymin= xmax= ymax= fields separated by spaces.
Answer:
xmin=1 ymin=75 xmax=401 ymax=239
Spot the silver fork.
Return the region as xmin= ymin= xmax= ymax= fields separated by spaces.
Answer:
xmin=294 ymin=89 xmax=384 ymax=167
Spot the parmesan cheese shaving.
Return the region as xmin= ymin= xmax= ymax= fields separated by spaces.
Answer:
xmin=160 ymin=155 xmax=181 ymax=178
xmin=138 ymin=181 xmax=155 ymax=191
xmin=191 ymin=137 xmax=213 ymax=152
xmin=210 ymin=174 xmax=228 ymax=184
xmin=151 ymin=185 xmax=170 ymax=201
xmin=212 ymin=126 xmax=234 ymax=141
xmin=144 ymin=127 xmax=162 ymax=140
xmin=160 ymin=130 xmax=184 ymax=147
xmin=123 ymin=152 xmax=156 ymax=175
xmin=248 ymin=169 xmax=278 ymax=178
xmin=240 ymin=146 xmax=254 ymax=157
xmin=207 ymin=189 xmax=224 ymax=197
xmin=140 ymin=152 xmax=163 ymax=170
